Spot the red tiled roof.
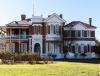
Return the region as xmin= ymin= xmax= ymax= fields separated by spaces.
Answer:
xmin=65 ymin=21 xmax=97 ymax=28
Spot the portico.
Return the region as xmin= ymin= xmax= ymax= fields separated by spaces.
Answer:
xmin=32 ymin=35 xmax=43 ymax=56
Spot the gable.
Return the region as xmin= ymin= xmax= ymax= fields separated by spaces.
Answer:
xmin=72 ymin=23 xmax=87 ymax=30
xmin=47 ymin=16 xmax=62 ymax=22
xmin=45 ymin=13 xmax=66 ymax=23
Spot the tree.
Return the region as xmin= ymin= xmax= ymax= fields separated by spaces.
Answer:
xmin=94 ymin=39 xmax=100 ymax=57
xmin=63 ymin=27 xmax=75 ymax=59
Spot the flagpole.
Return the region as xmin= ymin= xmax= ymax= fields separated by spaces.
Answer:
xmin=33 ymin=0 xmax=34 ymax=16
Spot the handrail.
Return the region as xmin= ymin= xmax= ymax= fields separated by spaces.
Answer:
xmin=5 ymin=35 xmax=31 ymax=39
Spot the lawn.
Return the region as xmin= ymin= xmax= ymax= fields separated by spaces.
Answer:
xmin=0 ymin=62 xmax=100 ymax=76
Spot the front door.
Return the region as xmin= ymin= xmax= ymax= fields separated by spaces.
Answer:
xmin=34 ymin=43 xmax=41 ymax=56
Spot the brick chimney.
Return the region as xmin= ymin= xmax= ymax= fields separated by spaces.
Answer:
xmin=21 ymin=14 xmax=26 ymax=20
xmin=89 ymin=18 xmax=92 ymax=26
xmin=48 ymin=15 xmax=51 ymax=17
xmin=59 ymin=14 xmax=63 ymax=18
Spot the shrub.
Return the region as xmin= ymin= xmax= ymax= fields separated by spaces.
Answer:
xmin=0 ymin=51 xmax=14 ymax=60
xmin=48 ymin=53 xmax=57 ymax=59
xmin=0 ymin=51 xmax=53 ymax=64
xmin=51 ymin=54 xmax=57 ymax=59
xmin=14 ymin=53 xmax=40 ymax=61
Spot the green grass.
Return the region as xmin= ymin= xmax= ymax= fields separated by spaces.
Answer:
xmin=0 ymin=62 xmax=100 ymax=76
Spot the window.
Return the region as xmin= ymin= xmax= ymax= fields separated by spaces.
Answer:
xmin=64 ymin=30 xmax=71 ymax=37
xmin=91 ymin=46 xmax=95 ymax=52
xmin=21 ymin=43 xmax=27 ymax=53
xmin=82 ymin=30 xmax=87 ymax=37
xmin=56 ymin=24 xmax=59 ymax=34
xmin=21 ymin=29 xmax=26 ymax=38
xmin=11 ymin=29 xmax=14 ymax=35
xmin=49 ymin=43 xmax=53 ymax=53
xmin=84 ymin=46 xmax=87 ymax=53
xmin=87 ymin=44 xmax=90 ymax=52
xmin=34 ymin=26 xmax=41 ymax=34
xmin=77 ymin=30 xmax=81 ymax=37
xmin=90 ymin=31 xmax=95 ymax=37
xmin=7 ymin=43 xmax=15 ymax=52
xmin=71 ymin=30 xmax=75 ymax=37
xmin=78 ymin=46 xmax=81 ymax=53
xmin=50 ymin=24 xmax=53 ymax=34
xmin=34 ymin=26 xmax=36 ymax=34
xmin=38 ymin=26 xmax=41 ymax=34
xmin=46 ymin=25 xmax=50 ymax=34
xmin=21 ymin=29 xmax=26 ymax=35
xmin=59 ymin=26 xmax=62 ymax=35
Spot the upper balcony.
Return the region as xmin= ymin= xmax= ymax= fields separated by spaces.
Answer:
xmin=5 ymin=35 xmax=30 ymax=40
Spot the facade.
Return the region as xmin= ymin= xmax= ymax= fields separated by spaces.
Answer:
xmin=63 ymin=20 xmax=97 ymax=59
xmin=0 ymin=13 xmax=97 ymax=59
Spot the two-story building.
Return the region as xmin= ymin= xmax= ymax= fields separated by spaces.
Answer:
xmin=63 ymin=18 xmax=97 ymax=59
xmin=5 ymin=13 xmax=66 ymax=59
xmin=0 ymin=14 xmax=97 ymax=59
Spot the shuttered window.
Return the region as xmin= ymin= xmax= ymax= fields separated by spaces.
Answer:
xmin=56 ymin=24 xmax=59 ymax=34
xmin=59 ymin=26 xmax=62 ymax=35
xmin=48 ymin=26 xmax=50 ymax=34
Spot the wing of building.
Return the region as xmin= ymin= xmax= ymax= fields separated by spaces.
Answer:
xmin=0 ymin=14 xmax=97 ymax=59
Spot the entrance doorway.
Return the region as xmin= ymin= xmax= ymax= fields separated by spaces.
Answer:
xmin=34 ymin=43 xmax=41 ymax=55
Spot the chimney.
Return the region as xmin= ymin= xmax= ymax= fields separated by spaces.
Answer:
xmin=59 ymin=14 xmax=63 ymax=18
xmin=89 ymin=18 xmax=92 ymax=26
xmin=21 ymin=14 xmax=26 ymax=20
xmin=48 ymin=15 xmax=51 ymax=17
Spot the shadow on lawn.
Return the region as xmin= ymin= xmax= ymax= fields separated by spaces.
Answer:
xmin=55 ymin=58 xmax=100 ymax=64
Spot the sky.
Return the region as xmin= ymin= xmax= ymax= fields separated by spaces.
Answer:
xmin=0 ymin=0 xmax=100 ymax=40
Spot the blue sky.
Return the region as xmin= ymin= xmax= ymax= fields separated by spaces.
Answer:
xmin=0 ymin=0 xmax=100 ymax=40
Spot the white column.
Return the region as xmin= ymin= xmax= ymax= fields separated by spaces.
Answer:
xmin=9 ymin=28 xmax=12 ymax=52
xmin=89 ymin=45 xmax=91 ymax=52
xmin=88 ymin=31 xmax=90 ymax=38
xmin=19 ymin=29 xmax=21 ymax=52
xmin=40 ymin=43 xmax=42 ymax=56
xmin=46 ymin=43 xmax=48 ymax=55
xmin=81 ymin=30 xmax=82 ymax=38
xmin=81 ymin=45 xmax=84 ymax=53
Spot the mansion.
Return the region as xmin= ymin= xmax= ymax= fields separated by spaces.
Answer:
xmin=0 ymin=13 xmax=97 ymax=59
